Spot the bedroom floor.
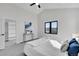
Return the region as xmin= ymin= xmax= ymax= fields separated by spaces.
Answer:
xmin=0 ymin=42 xmax=26 ymax=56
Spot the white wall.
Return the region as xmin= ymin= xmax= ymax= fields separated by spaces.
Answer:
xmin=37 ymin=8 xmax=78 ymax=42
xmin=0 ymin=4 xmax=38 ymax=45
xmin=75 ymin=9 xmax=79 ymax=33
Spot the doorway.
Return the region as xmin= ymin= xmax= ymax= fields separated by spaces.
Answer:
xmin=5 ymin=19 xmax=16 ymax=47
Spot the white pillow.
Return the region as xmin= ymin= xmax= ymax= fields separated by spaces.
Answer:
xmin=60 ymin=40 xmax=69 ymax=52
xmin=49 ymin=40 xmax=62 ymax=49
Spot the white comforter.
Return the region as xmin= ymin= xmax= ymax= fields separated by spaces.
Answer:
xmin=24 ymin=38 xmax=67 ymax=56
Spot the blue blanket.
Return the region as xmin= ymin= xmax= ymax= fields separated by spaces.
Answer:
xmin=67 ymin=38 xmax=79 ymax=56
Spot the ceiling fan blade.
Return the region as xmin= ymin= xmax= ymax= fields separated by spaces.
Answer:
xmin=38 ymin=5 xmax=41 ymax=8
xmin=30 ymin=3 xmax=36 ymax=6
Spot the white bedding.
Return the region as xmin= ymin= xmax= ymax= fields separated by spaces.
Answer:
xmin=24 ymin=38 xmax=67 ymax=56
xmin=49 ymin=40 xmax=62 ymax=49
xmin=26 ymin=37 xmax=49 ymax=47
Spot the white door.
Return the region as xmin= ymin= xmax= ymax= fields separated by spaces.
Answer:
xmin=5 ymin=19 xmax=16 ymax=47
xmin=0 ymin=19 xmax=5 ymax=49
xmin=8 ymin=20 xmax=16 ymax=40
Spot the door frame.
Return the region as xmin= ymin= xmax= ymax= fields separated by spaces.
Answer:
xmin=0 ymin=19 xmax=5 ymax=49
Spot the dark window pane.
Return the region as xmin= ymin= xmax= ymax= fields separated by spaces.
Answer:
xmin=51 ymin=22 xmax=57 ymax=28
xmin=45 ymin=22 xmax=50 ymax=33
xmin=51 ymin=21 xmax=58 ymax=34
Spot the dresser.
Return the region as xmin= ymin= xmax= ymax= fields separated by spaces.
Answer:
xmin=23 ymin=30 xmax=33 ymax=41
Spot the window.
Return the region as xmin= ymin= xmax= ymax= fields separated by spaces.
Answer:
xmin=45 ymin=21 xmax=58 ymax=34
xmin=45 ymin=22 xmax=50 ymax=33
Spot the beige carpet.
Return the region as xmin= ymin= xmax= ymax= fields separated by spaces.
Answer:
xmin=0 ymin=42 xmax=26 ymax=56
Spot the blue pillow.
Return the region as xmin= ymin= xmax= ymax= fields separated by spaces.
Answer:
xmin=69 ymin=38 xmax=78 ymax=45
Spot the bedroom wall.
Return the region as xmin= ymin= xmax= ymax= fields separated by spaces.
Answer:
xmin=0 ymin=3 xmax=38 ymax=45
xmin=37 ymin=8 xmax=78 ymax=42
xmin=75 ymin=9 xmax=79 ymax=34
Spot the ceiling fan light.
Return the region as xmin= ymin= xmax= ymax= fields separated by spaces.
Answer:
xmin=36 ymin=3 xmax=39 ymax=5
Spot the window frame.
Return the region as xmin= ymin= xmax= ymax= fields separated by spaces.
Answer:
xmin=44 ymin=21 xmax=58 ymax=34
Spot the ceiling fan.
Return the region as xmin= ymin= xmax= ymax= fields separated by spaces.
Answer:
xmin=30 ymin=3 xmax=41 ymax=8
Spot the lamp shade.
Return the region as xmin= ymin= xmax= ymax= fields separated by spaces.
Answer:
xmin=72 ymin=33 xmax=79 ymax=38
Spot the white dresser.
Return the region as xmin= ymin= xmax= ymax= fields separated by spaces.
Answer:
xmin=24 ymin=34 xmax=33 ymax=41
xmin=23 ymin=30 xmax=33 ymax=41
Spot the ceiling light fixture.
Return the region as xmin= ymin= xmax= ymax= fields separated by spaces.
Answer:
xmin=30 ymin=3 xmax=41 ymax=8
xmin=36 ymin=3 xmax=39 ymax=5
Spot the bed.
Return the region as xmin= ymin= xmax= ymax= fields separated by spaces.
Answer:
xmin=24 ymin=37 xmax=67 ymax=56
